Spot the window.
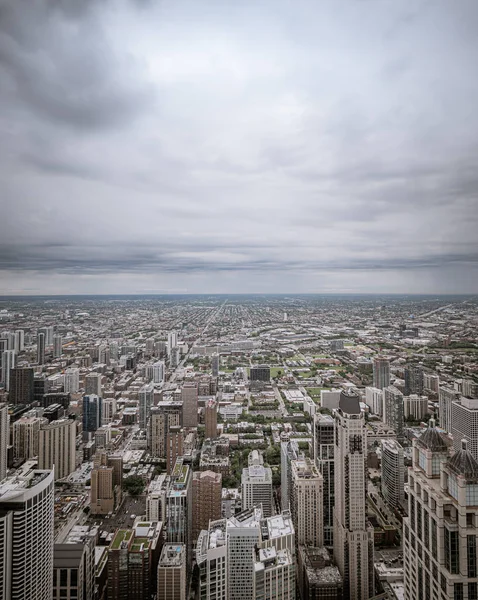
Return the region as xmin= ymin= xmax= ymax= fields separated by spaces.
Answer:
xmin=454 ymin=583 xmax=464 ymax=600
xmin=60 ymin=569 xmax=68 ymax=587
xmin=469 ymin=583 xmax=478 ymax=600
xmin=445 ymin=528 xmax=459 ymax=574
xmin=468 ymin=536 xmax=477 ymax=578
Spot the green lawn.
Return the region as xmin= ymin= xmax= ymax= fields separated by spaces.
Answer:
xmin=306 ymin=387 xmax=324 ymax=397
xmin=270 ymin=367 xmax=284 ymax=378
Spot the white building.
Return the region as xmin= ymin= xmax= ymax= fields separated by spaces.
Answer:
xmin=1 ymin=349 xmax=15 ymax=390
xmin=373 ymin=356 xmax=390 ymax=390
xmin=38 ymin=418 xmax=76 ymax=480
xmin=0 ymin=403 xmax=9 ymax=482
xmin=439 ymin=385 xmax=460 ymax=434
xmin=241 ymin=453 xmax=273 ymax=517
xmin=365 ymin=386 xmax=384 ymax=417
xmin=404 ymin=394 xmax=429 ymax=421
xmin=381 ymin=439 xmax=405 ymax=510
xmin=253 ymin=547 xmax=295 ymax=600
xmin=0 ymin=465 xmax=55 ymax=600
xmin=84 ymin=373 xmax=102 ymax=397
xmin=14 ymin=329 xmax=24 ymax=354
xmin=139 ymin=383 xmax=155 ymax=429
xmin=290 ymin=457 xmax=323 ymax=547
xmin=152 ymin=361 xmax=165 ymax=385
xmin=313 ymin=413 xmax=335 ymax=546
xmin=452 ymin=396 xmax=478 ymax=460
xmin=63 ymin=368 xmax=80 ymax=394
xmin=101 ymin=398 xmax=117 ymax=426
xmin=333 ymin=391 xmax=374 ymax=600
xmin=53 ymin=334 xmax=63 ymax=358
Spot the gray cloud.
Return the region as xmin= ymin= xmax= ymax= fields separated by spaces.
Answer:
xmin=1 ymin=0 xmax=478 ymax=294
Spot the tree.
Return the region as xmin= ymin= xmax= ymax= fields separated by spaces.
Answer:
xmin=123 ymin=475 xmax=145 ymax=496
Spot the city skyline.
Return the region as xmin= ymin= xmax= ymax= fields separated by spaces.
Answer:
xmin=1 ymin=0 xmax=478 ymax=295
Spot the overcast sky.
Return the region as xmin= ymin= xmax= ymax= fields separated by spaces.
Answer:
xmin=1 ymin=0 xmax=477 ymax=295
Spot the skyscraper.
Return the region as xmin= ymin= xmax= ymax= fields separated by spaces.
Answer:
xmin=167 ymin=331 xmax=178 ymax=356
xmin=290 ymin=457 xmax=323 ymax=547
xmin=372 ymin=356 xmax=390 ymax=390
xmin=380 ymin=439 xmax=405 ymax=510
xmin=383 ymin=385 xmax=404 ymax=438
xmin=8 ymin=367 xmax=34 ymax=406
xmin=0 ymin=465 xmax=55 ymax=600
xmin=152 ymin=361 xmax=165 ymax=385
xmin=241 ymin=451 xmax=273 ymax=517
xmin=333 ymin=390 xmax=374 ymax=600
xmin=211 ymin=353 xmax=219 ymax=377
xmin=451 ymin=396 xmax=478 ymax=460
xmin=192 ymin=470 xmax=222 ymax=540
xmin=253 ymin=546 xmax=295 ymax=600
xmin=149 ymin=401 xmax=182 ymax=458
xmin=313 ymin=413 xmax=335 ymax=546
xmin=438 ymin=385 xmax=460 ymax=434
xmin=14 ymin=330 xmax=24 ymax=354
xmin=85 ymin=373 xmax=102 ymax=396
xmin=166 ymin=426 xmax=184 ymax=475
xmin=53 ymin=334 xmax=63 ymax=358
xmin=38 ymin=418 xmax=76 ymax=480
xmin=90 ymin=466 xmax=114 ymax=515
xmin=0 ymin=349 xmax=15 ymax=391
xmin=13 ymin=416 xmax=45 ymax=459
xmin=181 ymin=382 xmax=198 ymax=427
xmin=404 ymin=364 xmax=424 ymax=396
xmin=157 ymin=544 xmax=186 ymax=600
xmin=37 ymin=332 xmax=46 ymax=365
xmin=82 ymin=395 xmax=102 ymax=436
xmin=139 ymin=382 xmax=155 ymax=429
xmin=204 ymin=399 xmax=217 ymax=440
xmin=64 ymin=368 xmax=80 ymax=393
xmin=0 ymin=403 xmax=9 ymax=481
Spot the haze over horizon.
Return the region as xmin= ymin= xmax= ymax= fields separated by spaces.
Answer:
xmin=1 ymin=0 xmax=478 ymax=295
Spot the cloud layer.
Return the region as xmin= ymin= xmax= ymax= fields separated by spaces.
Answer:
xmin=1 ymin=0 xmax=478 ymax=294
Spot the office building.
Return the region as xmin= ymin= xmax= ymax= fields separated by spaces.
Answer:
xmin=439 ymin=385 xmax=460 ymax=434
xmin=365 ymin=386 xmax=384 ymax=416
xmin=451 ymin=396 xmax=478 ymax=460
xmin=13 ymin=416 xmax=45 ymax=459
xmin=297 ymin=546 xmax=343 ymax=600
xmin=403 ymin=424 xmax=478 ymax=600
xmin=14 ymin=329 xmax=24 ymax=354
xmin=166 ymin=426 xmax=184 ymax=475
xmin=54 ymin=537 xmax=95 ymax=600
xmin=85 ymin=373 xmax=102 ymax=396
xmin=373 ymin=356 xmax=390 ymax=390
xmin=64 ymin=368 xmax=80 ymax=393
xmin=82 ymin=395 xmax=102 ymax=435
xmin=149 ymin=401 xmax=182 ymax=458
xmin=102 ymin=398 xmax=117 ymax=425
xmin=281 ymin=440 xmax=301 ymax=512
xmin=0 ymin=466 xmax=55 ymax=600
xmin=167 ymin=331 xmax=178 ymax=356
xmin=166 ymin=459 xmax=192 ymax=556
xmin=211 ymin=353 xmax=219 ymax=377
xmin=8 ymin=367 xmax=34 ymax=405
xmin=157 ymin=544 xmax=186 ymax=600
xmin=1 ymin=349 xmax=15 ymax=391
xmin=192 ymin=470 xmax=222 ymax=540
xmin=39 ymin=418 xmax=76 ymax=480
xmin=290 ymin=457 xmax=323 ymax=547
xmin=90 ymin=466 xmax=114 ymax=515
xmin=152 ymin=361 xmax=165 ymax=385
xmin=333 ymin=390 xmax=374 ymax=600
xmin=250 ymin=365 xmax=271 ymax=383
xmin=39 ymin=326 xmax=54 ymax=346
xmin=312 ymin=413 xmax=335 ymax=546
xmin=404 ymin=364 xmax=424 ymax=396
xmin=381 ymin=439 xmax=405 ymax=510
xmin=403 ymin=394 xmax=429 ymax=421
xmin=0 ymin=403 xmax=8 ymax=482
xmin=53 ymin=334 xmax=63 ymax=358
xmin=181 ymin=381 xmax=198 ymax=427
xmin=253 ymin=546 xmax=295 ymax=600
xmin=241 ymin=451 xmax=273 ymax=517
xmin=37 ymin=332 xmax=46 ymax=365
xmin=205 ymin=399 xmax=217 ymax=439
xmin=146 ymin=475 xmax=168 ymax=523
xmin=383 ymin=385 xmax=404 ymax=438
xmin=139 ymin=383 xmax=154 ymax=429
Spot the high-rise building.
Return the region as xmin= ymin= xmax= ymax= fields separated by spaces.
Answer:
xmin=85 ymin=373 xmax=102 ymax=397
xmin=90 ymin=466 xmax=114 ymax=515
xmin=0 ymin=465 xmax=55 ymax=600
xmin=53 ymin=334 xmax=63 ymax=358
xmin=152 ymin=361 xmax=165 ymax=385
xmin=297 ymin=546 xmax=343 ymax=600
xmin=438 ymin=385 xmax=460 ymax=434
xmin=8 ymin=367 xmax=34 ymax=405
xmin=0 ymin=403 xmax=9 ymax=481
xmin=312 ymin=413 xmax=335 ymax=546
xmin=241 ymin=451 xmax=273 ymax=517
xmin=0 ymin=349 xmax=15 ymax=391
xmin=139 ymin=383 xmax=155 ymax=429
xmin=38 ymin=326 xmax=54 ymax=346
xmin=373 ymin=356 xmax=390 ymax=390
xmin=101 ymin=398 xmax=117 ymax=426
xmin=39 ymin=418 xmax=76 ymax=480
xmin=249 ymin=365 xmax=271 ymax=383
xmin=365 ymin=386 xmax=384 ymax=416
xmin=451 ymin=396 xmax=478 ymax=460
xmin=146 ymin=475 xmax=168 ymax=523
xmin=404 ymin=364 xmax=424 ymax=396
xmin=280 ymin=440 xmax=301 ymax=512
xmin=192 ymin=470 xmax=222 ymax=540
xmin=37 ymin=332 xmax=46 ymax=365
xmin=290 ymin=457 xmax=323 ymax=547
xmin=82 ymin=395 xmax=102 ymax=435
xmin=383 ymin=385 xmax=404 ymax=438
xmin=149 ymin=401 xmax=182 ymax=458
xmin=166 ymin=459 xmax=192 ymax=554
xmin=166 ymin=426 xmax=184 ymax=475
xmin=157 ymin=544 xmax=186 ymax=600
xmin=14 ymin=330 xmax=24 ymax=354
xmin=380 ymin=439 xmax=405 ymax=510
xmin=204 ymin=399 xmax=217 ymax=440
xmin=403 ymin=424 xmax=478 ymax=600
xmin=167 ymin=332 xmax=178 ymax=356
xmin=64 ymin=368 xmax=80 ymax=393
xmin=253 ymin=546 xmax=295 ymax=600
xmin=53 ymin=525 xmax=96 ymax=600
xmin=211 ymin=354 xmax=219 ymax=377
xmin=13 ymin=416 xmax=45 ymax=459
xmin=333 ymin=390 xmax=374 ymax=600
xmin=403 ymin=394 xmax=429 ymax=421
xmin=181 ymin=382 xmax=198 ymax=427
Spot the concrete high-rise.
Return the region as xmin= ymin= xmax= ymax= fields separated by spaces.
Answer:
xmin=1 ymin=349 xmax=15 ymax=391
xmin=439 ymin=385 xmax=461 ymax=434
xmin=85 ymin=373 xmax=102 ymax=397
xmin=14 ymin=330 xmax=24 ymax=354
xmin=157 ymin=544 xmax=186 ymax=600
xmin=211 ymin=354 xmax=219 ymax=377
xmin=37 ymin=332 xmax=46 ymax=365
xmin=280 ymin=440 xmax=301 ymax=512
xmin=8 ymin=367 xmax=34 ymax=405
xmin=166 ymin=460 xmax=192 ymax=549
xmin=253 ymin=546 xmax=295 ymax=600
xmin=383 ymin=385 xmax=404 ymax=438
xmin=204 ymin=399 xmax=217 ymax=439
xmin=90 ymin=466 xmax=114 ymax=515
xmin=139 ymin=383 xmax=154 ymax=429
xmin=13 ymin=416 xmax=45 ymax=459
xmin=152 ymin=361 xmax=165 ymax=385
xmin=0 ymin=465 xmax=55 ymax=600
xmin=380 ymin=439 xmax=405 ymax=510
xmin=64 ymin=368 xmax=80 ymax=394
xmin=167 ymin=331 xmax=178 ymax=356
xmin=290 ymin=457 xmax=323 ymax=547
xmin=102 ymin=398 xmax=117 ymax=426
xmin=312 ymin=413 xmax=335 ymax=546
xmin=404 ymin=364 xmax=424 ymax=396
xmin=403 ymin=394 xmax=429 ymax=421
xmin=192 ymin=470 xmax=222 ymax=540
xmin=451 ymin=396 xmax=478 ymax=460
xmin=181 ymin=382 xmax=198 ymax=427
xmin=166 ymin=426 xmax=184 ymax=475
xmin=53 ymin=334 xmax=63 ymax=358
xmin=333 ymin=391 xmax=374 ymax=600
xmin=241 ymin=451 xmax=273 ymax=517
xmin=39 ymin=418 xmax=76 ymax=480
xmin=365 ymin=386 xmax=384 ymax=416
xmin=0 ymin=403 xmax=9 ymax=481
xmin=149 ymin=401 xmax=182 ymax=458
xmin=372 ymin=356 xmax=390 ymax=390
